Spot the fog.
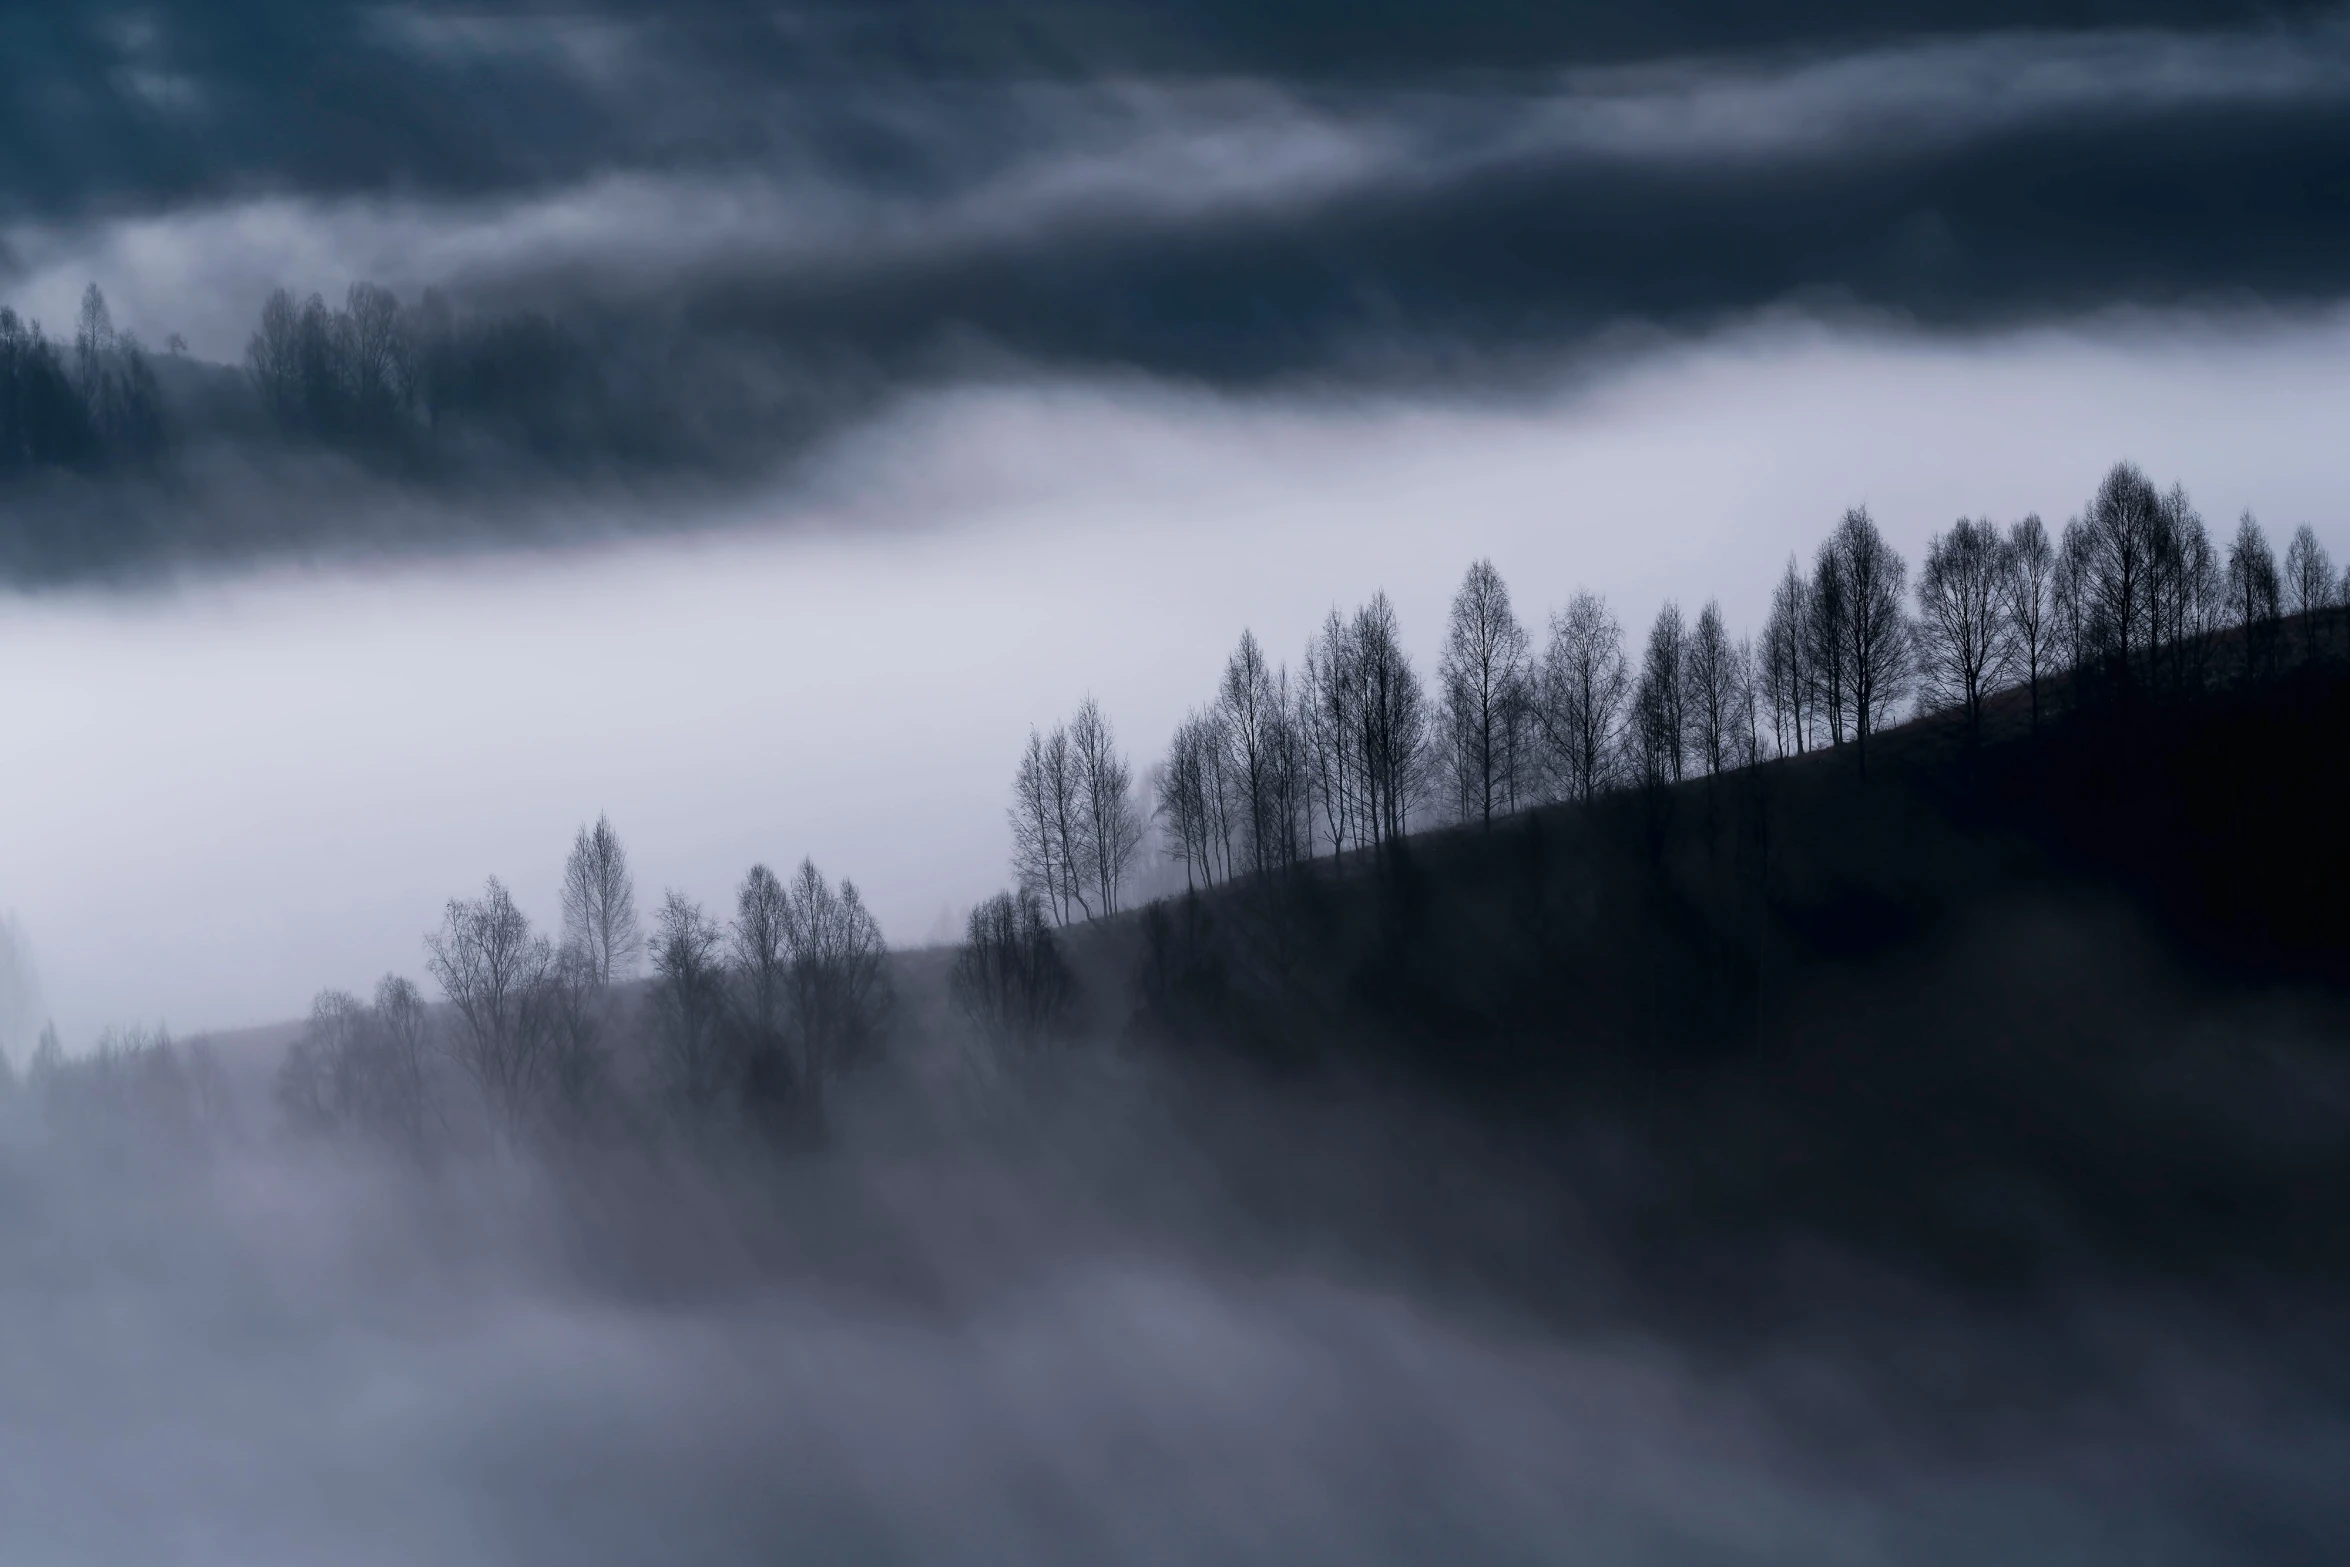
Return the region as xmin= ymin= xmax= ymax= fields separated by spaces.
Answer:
xmin=4 ymin=306 xmax=2347 ymax=1042
xmin=5 ymin=1 xmax=2348 ymax=1559
xmin=5 ymin=912 xmax=2346 ymax=1565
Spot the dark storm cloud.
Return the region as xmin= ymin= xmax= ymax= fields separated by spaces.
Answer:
xmin=0 ymin=0 xmax=2337 ymax=221
xmin=8 ymin=3 xmax=2350 ymax=336
xmin=5 ymin=2 xmax=2349 ymax=575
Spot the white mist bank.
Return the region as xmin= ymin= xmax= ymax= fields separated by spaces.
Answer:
xmin=4 ymin=306 xmax=2348 ymax=1041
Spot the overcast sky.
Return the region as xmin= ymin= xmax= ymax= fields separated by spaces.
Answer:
xmin=3 ymin=0 xmax=2348 ymax=1043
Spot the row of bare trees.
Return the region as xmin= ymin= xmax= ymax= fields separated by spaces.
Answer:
xmin=997 ymin=461 xmax=2344 ymax=908
xmin=276 ymin=815 xmax=889 ymax=1151
xmin=6 ymin=1023 xmax=238 ymax=1151
xmin=1011 ymin=697 xmax=1148 ymax=920
xmin=950 ymin=890 xmax=1077 ymax=1053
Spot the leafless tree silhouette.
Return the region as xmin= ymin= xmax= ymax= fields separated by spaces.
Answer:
xmin=532 ymin=944 xmax=610 ymax=1128
xmin=1807 ymin=542 xmax=1850 ymax=747
xmin=561 ymin=814 xmax=641 ymax=988
xmin=2076 ymin=461 xmax=2161 ymax=691
xmin=425 ymin=877 xmax=553 ymax=1138
xmin=781 ymin=860 xmax=890 ymax=1110
xmin=731 ymin=863 xmax=791 ymax=1090
xmin=1534 ymin=591 xmax=1629 ymax=803
xmin=1683 ymin=600 xmax=1740 ymax=775
xmin=1354 ymin=593 xmax=1429 ymax=845
xmin=2147 ymin=484 xmax=2223 ymax=697
xmin=1154 ymin=710 xmax=1230 ymax=891
xmin=1762 ymin=559 xmax=1812 ymax=756
xmin=1219 ymin=630 xmax=1287 ymax=877
xmin=1437 ymin=559 xmax=1531 ymax=827
xmin=2285 ymin=523 xmax=2336 ymax=660
xmin=1829 ymin=506 xmax=1911 ymax=769
xmin=2227 ymin=512 xmax=2284 ymax=682
xmin=950 ymin=889 xmax=1075 ymax=1052
xmin=1301 ymin=610 xmax=1363 ymax=854
xmin=274 ymin=979 xmax=437 ymax=1151
xmin=1917 ymin=517 xmax=2014 ymax=744
xmin=1637 ymin=602 xmax=1687 ymax=786
xmin=649 ymin=890 xmax=733 ymax=1117
xmin=1071 ymin=697 xmax=1146 ymax=916
xmin=2004 ymin=515 xmax=2055 ymax=730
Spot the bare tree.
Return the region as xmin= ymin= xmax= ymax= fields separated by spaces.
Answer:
xmin=1682 ymin=600 xmax=1741 ymax=776
xmin=1437 ymin=559 xmax=1531 ymax=827
xmin=1262 ymin=665 xmax=1309 ymax=870
xmin=1301 ymin=610 xmax=1362 ymax=854
xmin=950 ymin=889 xmax=1075 ymax=1052
xmin=2226 ymin=512 xmax=2283 ymax=682
xmin=1353 ymin=593 xmax=1428 ymax=844
xmin=341 ymin=281 xmax=412 ymax=428
xmin=1808 ymin=543 xmax=1850 ymax=747
xmin=425 ymin=878 xmax=554 ymax=1137
xmin=1154 ymin=711 xmax=1224 ymax=891
xmin=1010 ymin=729 xmax=1066 ymax=920
xmin=1011 ymin=724 xmax=1096 ymax=924
xmin=2078 ymin=461 xmax=2161 ymax=690
xmin=1830 ymin=506 xmax=1911 ymax=769
xmin=2147 ymin=485 xmax=2222 ymax=696
xmin=1761 ymin=559 xmax=1811 ymax=756
xmin=531 ymin=945 xmax=610 ymax=1128
xmin=1534 ymin=591 xmax=1629 ymax=803
xmin=649 ymin=890 xmax=733 ymax=1116
xmin=1043 ymin=725 xmax=1095 ymax=921
xmin=1637 ymin=602 xmax=1687 ymax=785
xmin=782 ymin=859 xmax=890 ymax=1107
xmin=279 ymin=978 xmax=437 ymax=1152
xmin=732 ymin=863 xmax=791 ymax=1072
xmin=275 ymin=989 xmax=367 ymax=1138
xmin=1917 ymin=517 xmax=2014 ymax=744
xmin=561 ymin=815 xmax=641 ymax=988
xmin=372 ymin=974 xmax=438 ymax=1153
xmin=1070 ymin=697 xmax=1145 ymax=916
xmin=2004 ymin=515 xmax=2055 ymax=730
xmin=1732 ymin=636 xmax=1762 ymax=769
xmin=2284 ymin=524 xmax=2336 ymax=660
xmin=1219 ymin=630 xmax=1285 ymax=876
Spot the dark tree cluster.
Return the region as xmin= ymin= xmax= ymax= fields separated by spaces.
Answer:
xmin=265 ymin=814 xmax=891 ymax=1155
xmin=243 ymin=282 xmax=621 ymax=469
xmin=0 ymin=275 xmax=721 ymax=503
xmin=0 ymin=287 xmax=164 ymax=476
xmin=1012 ymin=697 xmax=1147 ymax=919
xmin=950 ymin=890 xmax=1077 ymax=1053
xmin=11 ymin=1022 xmax=237 ymax=1155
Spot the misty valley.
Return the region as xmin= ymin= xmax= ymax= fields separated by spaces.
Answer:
xmin=7 ymin=468 xmax=2350 ymax=1563
xmin=9 ymin=0 xmax=2350 ymax=1560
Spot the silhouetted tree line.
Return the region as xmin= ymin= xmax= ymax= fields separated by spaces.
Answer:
xmin=993 ymin=460 xmax=2348 ymax=929
xmin=243 ymin=282 xmax=626 ymax=468
xmin=0 ymin=287 xmax=165 ymax=475
xmin=267 ymin=815 xmax=891 ymax=1155
xmin=0 ymin=277 xmax=717 ymax=487
xmin=3 ymin=1022 xmax=239 ymax=1156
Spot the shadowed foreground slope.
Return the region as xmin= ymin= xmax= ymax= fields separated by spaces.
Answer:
xmin=5 ymin=672 xmax=2348 ymax=1564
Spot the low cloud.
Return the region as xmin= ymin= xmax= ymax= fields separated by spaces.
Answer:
xmin=9 ymin=18 xmax=2350 ymax=363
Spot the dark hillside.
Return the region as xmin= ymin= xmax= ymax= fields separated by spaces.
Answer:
xmin=1023 ymin=668 xmax=2350 ymax=1317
